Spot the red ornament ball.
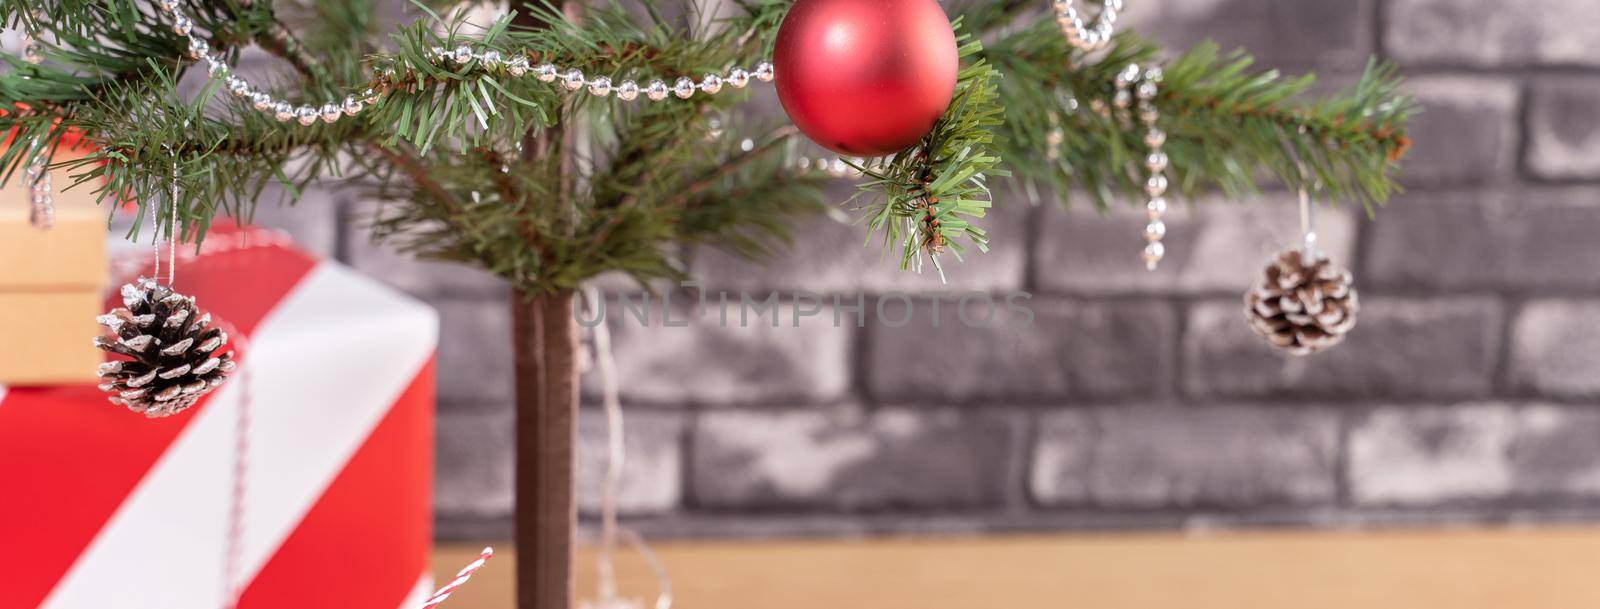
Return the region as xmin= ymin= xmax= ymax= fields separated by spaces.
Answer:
xmin=772 ymin=0 xmax=960 ymax=157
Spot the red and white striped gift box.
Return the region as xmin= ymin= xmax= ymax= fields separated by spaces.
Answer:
xmin=0 ymin=226 xmax=439 ymax=609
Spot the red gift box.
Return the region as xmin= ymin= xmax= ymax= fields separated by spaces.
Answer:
xmin=0 ymin=225 xmax=439 ymax=609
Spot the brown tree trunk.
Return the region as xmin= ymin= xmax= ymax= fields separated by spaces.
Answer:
xmin=511 ymin=289 xmax=579 ymax=609
xmin=509 ymin=0 xmax=576 ymax=605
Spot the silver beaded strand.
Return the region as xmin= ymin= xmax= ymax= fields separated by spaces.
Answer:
xmin=1053 ymin=0 xmax=1122 ymax=52
xmin=427 ymin=46 xmax=772 ymax=105
xmin=151 ymin=1 xmax=774 ymax=130
xmin=25 ymin=137 xmax=53 ymax=230
xmin=1116 ymin=63 xmax=1168 ymax=270
xmin=1138 ymin=68 xmax=1168 ymax=270
xmin=18 ymin=12 xmax=51 ymax=229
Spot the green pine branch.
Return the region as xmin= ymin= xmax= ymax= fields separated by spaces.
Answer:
xmin=980 ymin=19 xmax=1414 ymax=213
xmin=0 ymin=0 xmax=1414 ymax=294
xmin=852 ymin=32 xmax=1005 ymax=276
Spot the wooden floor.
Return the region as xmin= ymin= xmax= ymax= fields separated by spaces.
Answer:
xmin=434 ymin=527 xmax=1600 ymax=609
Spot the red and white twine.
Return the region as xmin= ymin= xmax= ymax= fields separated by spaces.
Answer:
xmin=420 ymin=547 xmax=495 ymax=609
xmin=219 ymin=321 xmax=251 ymax=609
xmin=210 ymin=289 xmax=493 ymax=609
xmin=210 ymin=280 xmax=493 ymax=609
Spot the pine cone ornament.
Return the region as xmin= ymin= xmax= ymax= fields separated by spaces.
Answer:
xmin=94 ymin=278 xmax=236 ymax=418
xmin=1244 ymin=249 xmax=1360 ymax=355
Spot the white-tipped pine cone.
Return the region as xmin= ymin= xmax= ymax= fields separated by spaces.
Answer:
xmin=1244 ymin=249 xmax=1359 ymax=355
xmin=94 ymin=278 xmax=236 ymax=418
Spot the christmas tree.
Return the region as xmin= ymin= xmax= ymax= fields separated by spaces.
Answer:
xmin=0 ymin=0 xmax=1413 ymax=607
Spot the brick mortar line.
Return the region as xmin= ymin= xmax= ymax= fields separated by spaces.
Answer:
xmin=1514 ymin=79 xmax=1537 ymax=183
xmin=564 ymin=289 xmax=1600 ymax=305
xmin=1021 ymin=197 xmax=1045 ymax=294
xmin=1170 ymin=296 xmax=1195 ymax=402
xmin=1333 ymin=409 xmax=1354 ymax=510
xmin=572 ymin=504 xmax=1600 ymax=532
xmin=1350 ymin=288 xmax=1600 ymax=300
xmin=623 ymin=491 xmax=1600 ymax=520
xmin=1388 ymin=183 xmax=1600 ymax=196
xmin=407 ymin=276 xmax=1600 ymax=312
xmin=1030 ymin=288 xmax=1600 ymax=300
xmin=440 ymin=498 xmax=1600 ymax=525
xmin=602 ymin=397 xmax=1600 ymax=413
xmin=848 ymin=306 xmax=876 ymax=409
xmin=1002 ymin=408 xmax=1037 ymax=514
xmin=1490 ymin=296 xmax=1524 ymax=397
xmin=678 ymin=408 xmax=707 ymax=511
xmin=435 ymin=506 xmax=1600 ymax=542
xmin=665 ymin=490 xmax=1600 ymax=515
xmin=1398 ymin=64 xmax=1600 ymax=77
xmin=1517 ymin=175 xmax=1600 ymax=187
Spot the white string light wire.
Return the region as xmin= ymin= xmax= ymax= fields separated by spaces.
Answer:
xmin=580 ymin=286 xmax=673 ymax=609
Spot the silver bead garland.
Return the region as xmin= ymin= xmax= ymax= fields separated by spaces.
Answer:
xmin=18 ymin=12 xmax=51 ymax=230
xmin=1053 ymin=0 xmax=1122 ymax=52
xmin=422 ymin=49 xmax=774 ymax=104
xmin=25 ymin=137 xmax=53 ymax=230
xmin=151 ymin=1 xmax=774 ymax=130
xmin=1114 ymin=63 xmax=1168 ymax=270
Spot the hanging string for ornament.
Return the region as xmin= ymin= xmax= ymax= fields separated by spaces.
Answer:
xmin=1113 ymin=63 xmax=1168 ymax=270
xmin=94 ymin=153 xmax=237 ymax=418
xmin=1299 ymin=179 xmax=1318 ymax=259
xmin=1243 ymin=166 xmax=1360 ymax=355
xmin=152 ymin=157 xmax=180 ymax=287
xmin=1053 ymin=0 xmax=1122 ymax=52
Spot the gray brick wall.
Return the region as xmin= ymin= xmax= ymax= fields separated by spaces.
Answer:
xmin=247 ymin=0 xmax=1600 ymax=540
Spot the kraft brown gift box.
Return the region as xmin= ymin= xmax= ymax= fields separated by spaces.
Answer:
xmin=0 ymin=153 xmax=107 ymax=385
xmin=0 ymin=292 xmax=104 ymax=385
